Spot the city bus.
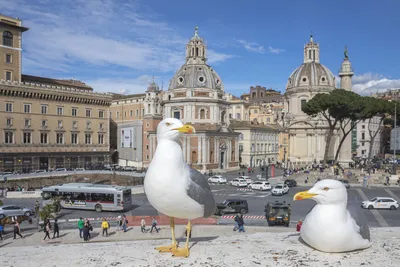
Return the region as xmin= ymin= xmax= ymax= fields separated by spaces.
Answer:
xmin=41 ymin=183 xmax=132 ymax=212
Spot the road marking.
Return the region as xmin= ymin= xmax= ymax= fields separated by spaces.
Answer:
xmin=384 ymin=189 xmax=400 ymax=202
xmin=356 ymin=188 xmax=389 ymax=227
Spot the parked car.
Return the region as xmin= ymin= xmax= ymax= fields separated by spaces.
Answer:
xmin=265 ymin=201 xmax=291 ymax=227
xmin=215 ymin=199 xmax=248 ymax=215
xmin=75 ymin=168 xmax=85 ymax=171
xmin=249 ymin=181 xmax=272 ymax=191
xmin=55 ymin=168 xmax=67 ymax=172
xmin=208 ymin=175 xmax=227 ymax=184
xmin=361 ymin=197 xmax=399 ymax=210
xmin=0 ymin=205 xmax=34 ymax=217
xmin=122 ymin=166 xmax=136 ymax=171
xmin=338 ymin=179 xmax=350 ymax=189
xmin=231 ymin=178 xmax=248 ymax=187
xmin=284 ymin=179 xmax=297 ymax=187
xmin=238 ymin=176 xmax=252 ymax=184
xmin=271 ymin=184 xmax=290 ymax=196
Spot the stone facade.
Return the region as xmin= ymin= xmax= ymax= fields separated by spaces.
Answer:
xmin=0 ymin=15 xmax=112 ymax=172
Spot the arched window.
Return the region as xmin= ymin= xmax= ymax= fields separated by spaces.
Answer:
xmin=196 ymin=47 xmax=199 ymax=57
xmin=3 ymin=31 xmax=13 ymax=47
xmin=221 ymin=111 xmax=226 ymax=123
xmin=200 ymin=109 xmax=205 ymax=119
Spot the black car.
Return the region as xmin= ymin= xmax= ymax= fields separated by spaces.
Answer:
xmin=264 ymin=201 xmax=291 ymax=227
xmin=215 ymin=199 xmax=248 ymax=215
xmin=284 ymin=179 xmax=297 ymax=187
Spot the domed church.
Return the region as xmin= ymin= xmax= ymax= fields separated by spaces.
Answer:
xmin=283 ymin=35 xmax=353 ymax=166
xmin=147 ymin=27 xmax=240 ymax=172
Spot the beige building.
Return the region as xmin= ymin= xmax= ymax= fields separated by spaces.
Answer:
xmin=0 ymin=15 xmax=28 ymax=82
xmin=0 ymin=14 xmax=112 ymax=172
xmin=231 ymin=121 xmax=280 ymax=167
xmin=283 ymin=35 xmax=353 ymax=166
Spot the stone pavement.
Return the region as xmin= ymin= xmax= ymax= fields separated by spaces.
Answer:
xmin=0 ymin=226 xmax=399 ymax=267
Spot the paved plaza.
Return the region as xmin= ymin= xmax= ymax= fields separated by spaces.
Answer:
xmin=0 ymin=226 xmax=399 ymax=267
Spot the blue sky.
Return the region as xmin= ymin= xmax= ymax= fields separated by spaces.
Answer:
xmin=2 ymin=0 xmax=400 ymax=96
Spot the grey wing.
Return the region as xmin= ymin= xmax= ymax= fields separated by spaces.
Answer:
xmin=186 ymin=167 xmax=216 ymax=218
xmin=347 ymin=205 xmax=371 ymax=241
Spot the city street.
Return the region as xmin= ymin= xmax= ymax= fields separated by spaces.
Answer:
xmin=3 ymin=180 xmax=400 ymax=230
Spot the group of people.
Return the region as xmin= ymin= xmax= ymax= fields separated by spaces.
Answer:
xmin=140 ymin=217 xmax=160 ymax=233
xmin=43 ymin=218 xmax=59 ymax=241
xmin=77 ymin=217 xmax=94 ymax=241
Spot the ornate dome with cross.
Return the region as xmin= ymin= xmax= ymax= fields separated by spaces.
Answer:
xmin=168 ymin=26 xmax=224 ymax=91
xmin=151 ymin=26 xmax=240 ymax=173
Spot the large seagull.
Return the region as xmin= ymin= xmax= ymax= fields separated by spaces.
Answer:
xmin=144 ymin=118 xmax=216 ymax=258
xmin=294 ymin=179 xmax=372 ymax=252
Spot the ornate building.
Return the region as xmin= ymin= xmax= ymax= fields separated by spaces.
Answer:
xmin=0 ymin=14 xmax=112 ymax=172
xmin=283 ymin=35 xmax=353 ymax=165
xmin=148 ymin=27 xmax=240 ymax=171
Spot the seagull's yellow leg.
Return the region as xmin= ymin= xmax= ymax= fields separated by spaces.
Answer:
xmin=155 ymin=217 xmax=178 ymax=253
xmin=172 ymin=220 xmax=192 ymax=258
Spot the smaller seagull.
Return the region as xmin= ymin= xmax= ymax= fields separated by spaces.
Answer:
xmin=144 ymin=118 xmax=216 ymax=258
xmin=293 ymin=179 xmax=372 ymax=252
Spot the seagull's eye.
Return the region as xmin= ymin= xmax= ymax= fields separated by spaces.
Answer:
xmin=323 ymin=187 xmax=329 ymax=191
xmin=165 ymin=122 xmax=171 ymax=126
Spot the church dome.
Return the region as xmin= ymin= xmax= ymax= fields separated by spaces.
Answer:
xmin=146 ymin=80 xmax=160 ymax=92
xmin=286 ymin=35 xmax=336 ymax=91
xmin=168 ymin=64 xmax=224 ymax=91
xmin=286 ymin=62 xmax=336 ymax=90
xmin=168 ymin=26 xmax=224 ymax=91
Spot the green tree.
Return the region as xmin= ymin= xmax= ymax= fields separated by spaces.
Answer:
xmin=39 ymin=203 xmax=55 ymax=223
xmin=333 ymin=92 xmax=371 ymax=163
xmin=302 ymin=89 xmax=366 ymax=165
xmin=302 ymin=93 xmax=338 ymax=166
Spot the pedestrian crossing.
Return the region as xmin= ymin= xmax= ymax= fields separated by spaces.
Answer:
xmin=213 ymin=191 xmax=271 ymax=198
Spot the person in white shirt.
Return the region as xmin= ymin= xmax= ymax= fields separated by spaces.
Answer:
xmin=141 ymin=218 xmax=146 ymax=233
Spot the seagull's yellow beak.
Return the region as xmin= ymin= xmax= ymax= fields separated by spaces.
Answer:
xmin=173 ymin=124 xmax=196 ymax=134
xmin=293 ymin=191 xmax=318 ymax=201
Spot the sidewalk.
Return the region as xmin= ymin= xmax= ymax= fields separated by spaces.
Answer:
xmin=0 ymin=226 xmax=399 ymax=267
xmin=0 ymin=225 xmax=293 ymax=248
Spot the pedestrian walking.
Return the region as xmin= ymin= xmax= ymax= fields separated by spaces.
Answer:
xmin=13 ymin=221 xmax=23 ymax=239
xmin=0 ymin=224 xmax=3 ymax=240
xmin=117 ymin=216 xmax=123 ymax=231
xmin=85 ymin=219 xmax=93 ymax=239
xmin=34 ymin=201 xmax=40 ymax=218
xmin=101 ymin=218 xmax=109 ymax=237
xmin=122 ymin=215 xmax=128 ymax=232
xmin=77 ymin=217 xmax=84 ymax=238
xmin=233 ymin=213 xmax=240 ymax=231
xmin=43 ymin=222 xmax=51 ymax=241
xmin=150 ymin=217 xmax=159 ymax=233
xmin=83 ymin=222 xmax=90 ymax=241
xmin=237 ymin=214 xmax=245 ymax=233
xmin=140 ymin=217 xmax=146 ymax=233
xmin=53 ymin=218 xmax=59 ymax=238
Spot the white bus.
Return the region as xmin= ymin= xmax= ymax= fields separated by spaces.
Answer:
xmin=41 ymin=183 xmax=133 ymax=212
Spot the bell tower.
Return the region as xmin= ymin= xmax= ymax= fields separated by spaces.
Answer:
xmin=185 ymin=26 xmax=207 ymax=65
xmin=303 ymin=34 xmax=320 ymax=63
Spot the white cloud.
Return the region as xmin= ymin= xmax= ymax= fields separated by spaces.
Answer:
xmin=268 ymin=46 xmax=285 ymax=55
xmin=238 ymin=40 xmax=265 ymax=54
xmin=353 ymin=76 xmax=400 ymax=95
xmin=86 ymin=75 xmax=157 ymax=95
xmin=0 ymin=0 xmax=234 ymax=91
